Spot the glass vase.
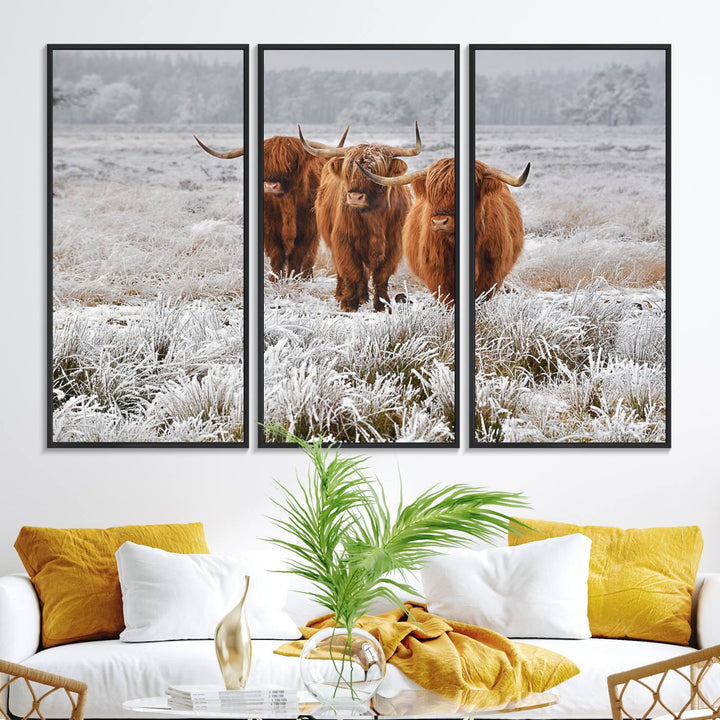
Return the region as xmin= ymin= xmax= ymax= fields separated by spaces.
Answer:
xmin=214 ymin=575 xmax=251 ymax=690
xmin=299 ymin=626 xmax=386 ymax=716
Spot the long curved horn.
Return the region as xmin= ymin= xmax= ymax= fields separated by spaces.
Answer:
xmin=194 ymin=135 xmax=244 ymax=159
xmin=304 ymin=125 xmax=351 ymax=150
xmin=385 ymin=121 xmax=423 ymax=158
xmin=482 ymin=162 xmax=530 ymax=187
xmin=355 ymin=162 xmax=430 ymax=187
xmin=298 ymin=125 xmax=348 ymax=158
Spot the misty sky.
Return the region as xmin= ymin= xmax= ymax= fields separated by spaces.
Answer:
xmin=475 ymin=48 xmax=665 ymax=76
xmin=264 ymin=48 xmax=454 ymax=74
xmin=56 ymin=49 xmax=245 ymax=66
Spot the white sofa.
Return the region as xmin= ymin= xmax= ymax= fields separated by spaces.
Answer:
xmin=1 ymin=568 xmax=719 ymax=720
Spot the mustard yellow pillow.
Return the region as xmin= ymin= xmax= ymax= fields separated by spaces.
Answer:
xmin=15 ymin=523 xmax=209 ymax=648
xmin=509 ymin=519 xmax=703 ymax=645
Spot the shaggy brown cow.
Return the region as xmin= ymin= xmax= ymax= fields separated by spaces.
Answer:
xmin=359 ymin=157 xmax=529 ymax=302
xmin=299 ymin=123 xmax=422 ymax=312
xmin=194 ymin=128 xmax=348 ymax=279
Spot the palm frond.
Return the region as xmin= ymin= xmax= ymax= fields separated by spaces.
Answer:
xmin=265 ymin=428 xmax=530 ymax=630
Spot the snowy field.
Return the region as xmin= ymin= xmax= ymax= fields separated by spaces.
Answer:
xmin=52 ymin=124 xmax=246 ymax=443
xmin=51 ymin=122 xmax=665 ymax=444
xmin=261 ymin=124 xmax=457 ymax=444
xmin=474 ymin=124 xmax=666 ymax=443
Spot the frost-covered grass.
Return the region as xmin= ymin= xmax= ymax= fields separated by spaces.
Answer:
xmin=53 ymin=124 xmax=245 ymax=305
xmin=52 ymin=123 xmax=665 ymax=444
xmin=53 ymin=297 xmax=244 ymax=443
xmin=474 ymin=124 xmax=666 ymax=443
xmin=264 ymin=293 xmax=455 ymax=444
xmin=52 ymin=125 xmax=245 ymax=443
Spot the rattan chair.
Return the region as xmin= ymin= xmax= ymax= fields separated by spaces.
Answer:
xmin=608 ymin=644 xmax=720 ymax=720
xmin=0 ymin=660 xmax=87 ymax=720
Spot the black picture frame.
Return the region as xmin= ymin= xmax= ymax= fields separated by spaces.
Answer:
xmin=47 ymin=44 xmax=250 ymax=447
xmin=258 ymin=44 xmax=460 ymax=448
xmin=469 ymin=44 xmax=670 ymax=448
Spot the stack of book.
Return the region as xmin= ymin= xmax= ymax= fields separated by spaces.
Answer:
xmin=166 ymin=685 xmax=299 ymax=715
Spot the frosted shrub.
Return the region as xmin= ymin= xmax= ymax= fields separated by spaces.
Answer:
xmin=475 ymin=292 xmax=588 ymax=381
xmin=474 ymin=375 xmax=532 ymax=443
xmin=474 ymin=283 xmax=666 ymax=443
xmin=397 ymin=407 xmax=455 ymax=443
xmin=263 ymin=358 xmax=362 ymax=441
xmin=599 ymin=358 xmax=665 ymax=421
xmin=263 ymin=298 xmax=455 ymax=443
xmin=149 ymin=364 xmax=244 ymax=441
xmin=590 ymin=398 xmax=665 ymax=444
xmin=616 ymin=311 xmax=665 ymax=364
xmin=52 ymin=296 xmax=245 ymax=442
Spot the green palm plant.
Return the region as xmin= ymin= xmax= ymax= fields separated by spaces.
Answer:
xmin=265 ymin=426 xmax=529 ymax=635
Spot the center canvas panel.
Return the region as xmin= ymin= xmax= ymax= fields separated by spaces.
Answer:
xmin=259 ymin=45 xmax=459 ymax=447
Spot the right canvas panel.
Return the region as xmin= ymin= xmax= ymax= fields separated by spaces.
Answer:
xmin=470 ymin=45 xmax=669 ymax=446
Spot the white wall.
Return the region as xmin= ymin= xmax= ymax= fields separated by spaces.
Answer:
xmin=1 ymin=0 xmax=718 ymax=576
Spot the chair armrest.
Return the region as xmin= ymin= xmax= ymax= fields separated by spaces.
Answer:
xmin=0 ymin=574 xmax=41 ymax=661
xmin=697 ymin=572 xmax=720 ymax=648
xmin=0 ymin=659 xmax=87 ymax=720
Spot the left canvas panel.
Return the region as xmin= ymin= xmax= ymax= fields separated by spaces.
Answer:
xmin=48 ymin=45 xmax=249 ymax=446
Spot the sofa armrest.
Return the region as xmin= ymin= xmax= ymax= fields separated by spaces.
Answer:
xmin=0 ymin=574 xmax=41 ymax=661
xmin=696 ymin=572 xmax=720 ymax=649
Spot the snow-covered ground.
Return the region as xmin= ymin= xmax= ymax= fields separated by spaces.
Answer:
xmin=51 ymin=122 xmax=665 ymax=444
xmin=52 ymin=124 xmax=246 ymax=443
xmin=474 ymin=124 xmax=666 ymax=443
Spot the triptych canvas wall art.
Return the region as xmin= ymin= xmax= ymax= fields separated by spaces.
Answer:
xmin=48 ymin=44 xmax=668 ymax=448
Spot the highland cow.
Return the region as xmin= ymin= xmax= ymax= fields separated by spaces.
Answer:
xmin=299 ymin=123 xmax=422 ymax=312
xmin=194 ymin=128 xmax=348 ymax=279
xmin=359 ymin=156 xmax=529 ymax=302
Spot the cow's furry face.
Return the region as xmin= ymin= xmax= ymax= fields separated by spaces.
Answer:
xmin=263 ymin=136 xmax=307 ymax=195
xmin=329 ymin=145 xmax=408 ymax=211
xmin=422 ymin=158 xmax=456 ymax=236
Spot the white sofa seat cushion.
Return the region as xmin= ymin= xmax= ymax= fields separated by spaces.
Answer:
xmin=485 ymin=638 xmax=719 ymax=719
xmin=11 ymin=637 xmax=717 ymax=719
xmin=9 ymin=639 xmax=418 ymax=719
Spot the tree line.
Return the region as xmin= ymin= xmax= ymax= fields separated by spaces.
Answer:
xmin=53 ymin=51 xmax=664 ymax=127
xmin=264 ymin=68 xmax=454 ymax=127
xmin=475 ymin=62 xmax=664 ymax=125
xmin=53 ymin=51 xmax=244 ymax=124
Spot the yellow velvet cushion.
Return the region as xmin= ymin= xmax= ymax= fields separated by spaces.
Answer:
xmin=15 ymin=523 xmax=209 ymax=648
xmin=509 ymin=519 xmax=703 ymax=645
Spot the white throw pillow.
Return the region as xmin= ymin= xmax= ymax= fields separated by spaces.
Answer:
xmin=421 ymin=534 xmax=592 ymax=639
xmin=116 ymin=541 xmax=301 ymax=642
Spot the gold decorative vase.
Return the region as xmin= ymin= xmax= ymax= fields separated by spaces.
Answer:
xmin=214 ymin=575 xmax=252 ymax=690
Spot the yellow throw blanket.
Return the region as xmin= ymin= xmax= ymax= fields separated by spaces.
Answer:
xmin=275 ymin=603 xmax=579 ymax=711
